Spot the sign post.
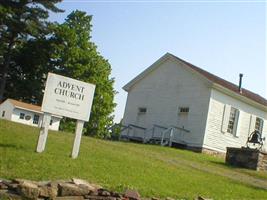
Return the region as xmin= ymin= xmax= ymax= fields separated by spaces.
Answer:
xmin=36 ymin=113 xmax=51 ymax=152
xmin=71 ymin=120 xmax=85 ymax=158
xmin=36 ymin=73 xmax=95 ymax=158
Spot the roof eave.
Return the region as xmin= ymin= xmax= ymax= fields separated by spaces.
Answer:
xmin=14 ymin=106 xmax=43 ymax=114
xmin=212 ymin=83 xmax=267 ymax=111
xmin=123 ymin=53 xmax=173 ymax=92
xmin=169 ymin=54 xmax=214 ymax=86
xmin=123 ymin=52 xmax=213 ymax=92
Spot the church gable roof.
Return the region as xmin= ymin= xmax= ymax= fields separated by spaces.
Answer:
xmin=123 ymin=53 xmax=267 ymax=107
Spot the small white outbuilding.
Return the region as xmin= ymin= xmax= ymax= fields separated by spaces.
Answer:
xmin=121 ymin=53 xmax=267 ymax=153
xmin=0 ymin=98 xmax=62 ymax=131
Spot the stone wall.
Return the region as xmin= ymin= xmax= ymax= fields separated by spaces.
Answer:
xmin=225 ymin=147 xmax=267 ymax=171
xmin=0 ymin=178 xmax=211 ymax=200
xmin=0 ymin=178 xmax=141 ymax=200
xmin=258 ymin=152 xmax=267 ymax=171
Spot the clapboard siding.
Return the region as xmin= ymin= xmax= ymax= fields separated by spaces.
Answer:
xmin=0 ymin=100 xmax=14 ymax=120
xmin=204 ymin=89 xmax=267 ymax=152
xmin=123 ymin=57 xmax=211 ymax=147
xmin=122 ymin=54 xmax=267 ymax=153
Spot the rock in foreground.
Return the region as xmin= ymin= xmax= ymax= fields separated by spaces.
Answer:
xmin=0 ymin=178 xmax=139 ymax=200
xmin=0 ymin=178 xmax=212 ymax=200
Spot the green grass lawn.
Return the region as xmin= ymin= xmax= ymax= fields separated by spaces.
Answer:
xmin=1 ymin=119 xmax=267 ymax=200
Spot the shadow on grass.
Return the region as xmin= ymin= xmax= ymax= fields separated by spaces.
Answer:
xmin=210 ymin=160 xmax=265 ymax=172
xmin=209 ymin=160 xmax=237 ymax=169
xmin=0 ymin=143 xmax=28 ymax=150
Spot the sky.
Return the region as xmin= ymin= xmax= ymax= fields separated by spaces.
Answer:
xmin=49 ymin=0 xmax=266 ymax=122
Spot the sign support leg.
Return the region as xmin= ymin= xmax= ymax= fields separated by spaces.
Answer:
xmin=71 ymin=120 xmax=85 ymax=159
xmin=36 ymin=113 xmax=51 ymax=153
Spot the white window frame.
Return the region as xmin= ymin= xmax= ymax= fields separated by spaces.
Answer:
xmin=227 ymin=107 xmax=238 ymax=134
xmin=255 ymin=117 xmax=264 ymax=134
xmin=2 ymin=111 xmax=5 ymax=117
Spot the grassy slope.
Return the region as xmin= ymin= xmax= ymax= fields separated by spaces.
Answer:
xmin=1 ymin=119 xmax=267 ymax=200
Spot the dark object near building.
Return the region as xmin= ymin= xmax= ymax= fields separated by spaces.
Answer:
xmin=246 ymin=130 xmax=265 ymax=150
xmin=225 ymin=130 xmax=266 ymax=171
xmin=225 ymin=147 xmax=267 ymax=171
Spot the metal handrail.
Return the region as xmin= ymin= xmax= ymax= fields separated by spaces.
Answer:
xmin=120 ymin=125 xmax=131 ymax=132
xmin=118 ymin=124 xmax=146 ymax=142
xmin=153 ymin=124 xmax=168 ymax=130
xmin=160 ymin=125 xmax=190 ymax=146
xmin=170 ymin=125 xmax=190 ymax=133
xmin=128 ymin=124 xmax=146 ymax=130
xmin=151 ymin=124 xmax=168 ymax=139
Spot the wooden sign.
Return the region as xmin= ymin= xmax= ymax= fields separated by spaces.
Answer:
xmin=36 ymin=73 xmax=95 ymax=158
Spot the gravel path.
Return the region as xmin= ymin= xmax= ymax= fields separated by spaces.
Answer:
xmin=167 ymin=158 xmax=267 ymax=190
xmin=146 ymin=150 xmax=267 ymax=190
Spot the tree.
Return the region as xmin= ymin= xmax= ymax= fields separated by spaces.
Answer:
xmin=5 ymin=37 xmax=55 ymax=103
xmin=49 ymin=10 xmax=116 ymax=137
xmin=3 ymin=9 xmax=116 ymax=137
xmin=0 ymin=0 xmax=63 ymax=101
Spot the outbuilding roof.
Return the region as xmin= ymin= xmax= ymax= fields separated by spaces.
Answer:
xmin=2 ymin=99 xmax=62 ymax=118
xmin=8 ymin=99 xmax=42 ymax=113
xmin=123 ymin=53 xmax=267 ymax=107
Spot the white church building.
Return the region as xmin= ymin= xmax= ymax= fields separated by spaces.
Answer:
xmin=0 ymin=99 xmax=62 ymax=131
xmin=121 ymin=53 xmax=267 ymax=153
